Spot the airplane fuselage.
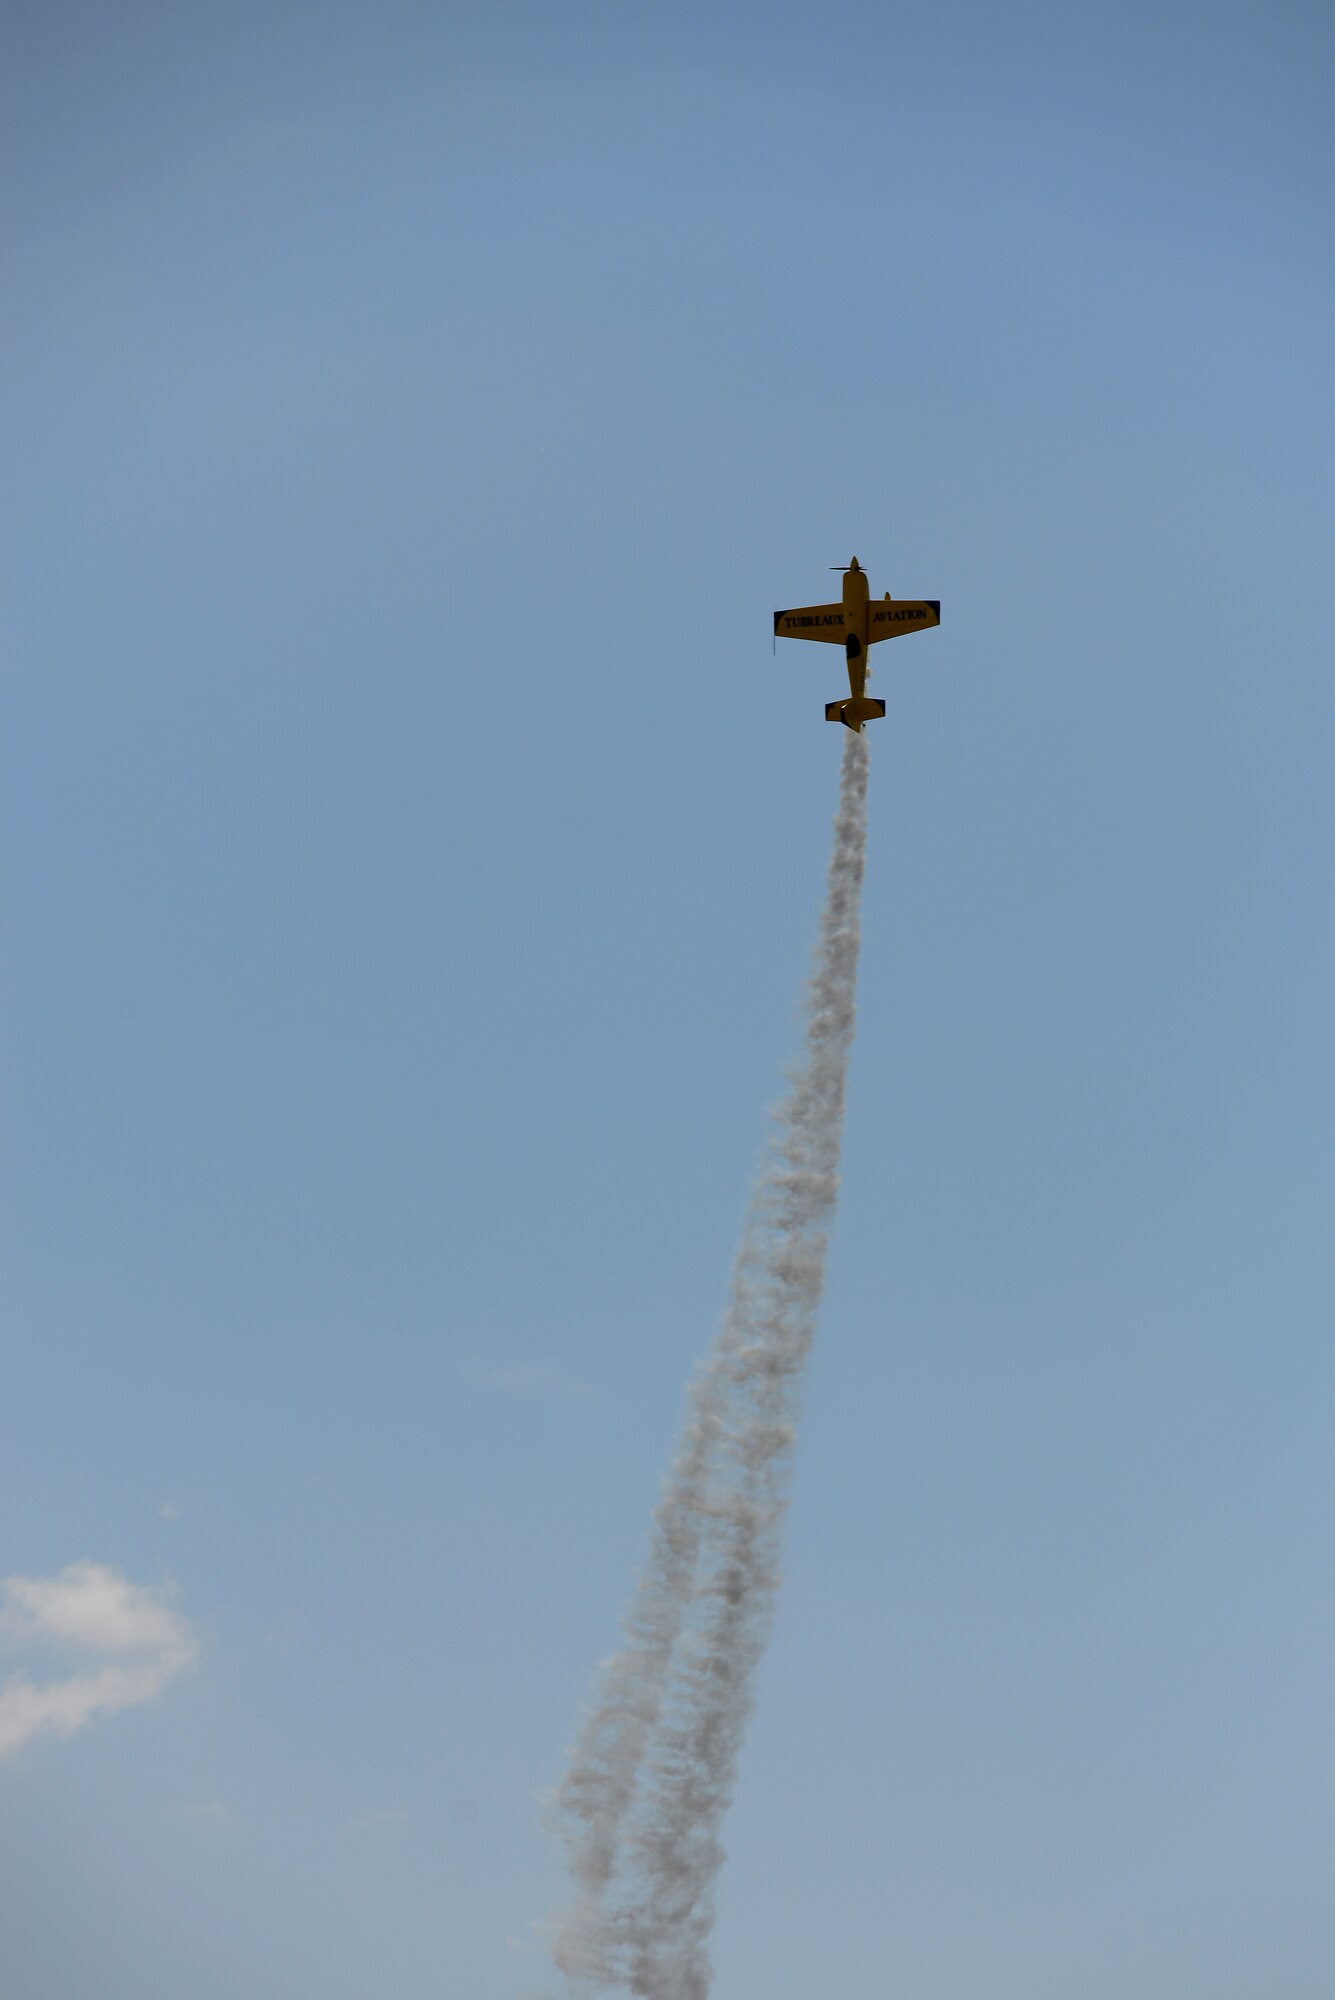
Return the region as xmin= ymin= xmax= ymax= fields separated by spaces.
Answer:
xmin=841 ymin=559 xmax=871 ymax=705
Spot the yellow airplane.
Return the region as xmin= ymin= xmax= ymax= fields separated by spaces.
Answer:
xmin=774 ymin=557 xmax=940 ymax=731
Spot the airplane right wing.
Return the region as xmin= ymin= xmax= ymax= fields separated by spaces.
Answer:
xmin=773 ymin=603 xmax=847 ymax=643
xmin=867 ymin=599 xmax=941 ymax=641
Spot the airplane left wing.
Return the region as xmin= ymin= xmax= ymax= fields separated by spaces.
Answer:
xmin=774 ymin=603 xmax=847 ymax=643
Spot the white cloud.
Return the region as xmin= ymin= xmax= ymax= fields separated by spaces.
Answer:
xmin=0 ymin=1561 xmax=199 ymax=1761
xmin=159 ymin=1500 xmax=182 ymax=1521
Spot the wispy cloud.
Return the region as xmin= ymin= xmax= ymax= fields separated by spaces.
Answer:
xmin=261 ymin=1607 xmax=301 ymax=1660
xmin=463 ymin=1360 xmax=594 ymax=1402
xmin=177 ymin=1799 xmax=232 ymax=1829
xmin=0 ymin=1561 xmax=199 ymax=1761
xmin=159 ymin=1500 xmax=182 ymax=1521
xmin=343 ymin=1804 xmax=410 ymax=1836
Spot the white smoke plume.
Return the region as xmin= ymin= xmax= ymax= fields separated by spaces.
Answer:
xmin=551 ymin=732 xmax=871 ymax=1998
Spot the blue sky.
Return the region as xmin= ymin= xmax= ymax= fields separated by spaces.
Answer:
xmin=4 ymin=1 xmax=1334 ymax=1994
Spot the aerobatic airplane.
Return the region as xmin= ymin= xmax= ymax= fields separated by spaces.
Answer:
xmin=774 ymin=557 xmax=940 ymax=731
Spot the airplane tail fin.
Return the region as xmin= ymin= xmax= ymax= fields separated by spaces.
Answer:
xmin=825 ymin=696 xmax=886 ymax=733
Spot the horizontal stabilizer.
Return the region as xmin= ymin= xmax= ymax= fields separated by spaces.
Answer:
xmin=825 ymin=697 xmax=886 ymax=732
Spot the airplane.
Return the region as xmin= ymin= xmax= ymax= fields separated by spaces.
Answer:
xmin=774 ymin=557 xmax=940 ymax=731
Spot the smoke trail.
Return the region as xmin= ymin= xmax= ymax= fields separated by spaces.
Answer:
xmin=552 ymin=731 xmax=870 ymax=1998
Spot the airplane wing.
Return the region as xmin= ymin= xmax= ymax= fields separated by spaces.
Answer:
xmin=866 ymin=599 xmax=941 ymax=642
xmin=773 ymin=603 xmax=847 ymax=643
